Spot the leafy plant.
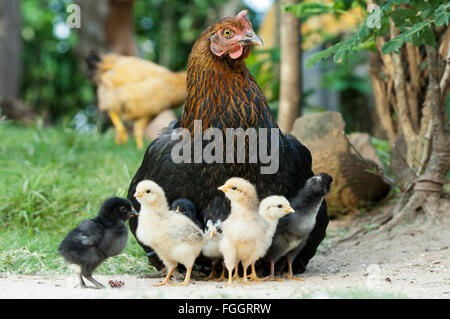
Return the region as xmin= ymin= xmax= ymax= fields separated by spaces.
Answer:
xmin=286 ymin=0 xmax=450 ymax=68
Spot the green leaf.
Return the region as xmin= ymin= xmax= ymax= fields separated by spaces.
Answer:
xmin=391 ymin=8 xmax=419 ymax=27
xmin=285 ymin=2 xmax=335 ymax=18
xmin=305 ymin=44 xmax=341 ymax=68
xmin=434 ymin=4 xmax=449 ymax=27
xmin=381 ymin=21 xmax=432 ymax=54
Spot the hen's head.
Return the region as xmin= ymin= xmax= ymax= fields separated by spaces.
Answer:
xmin=207 ymin=10 xmax=263 ymax=60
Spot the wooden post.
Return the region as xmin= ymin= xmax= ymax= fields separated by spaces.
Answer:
xmin=278 ymin=0 xmax=301 ymax=133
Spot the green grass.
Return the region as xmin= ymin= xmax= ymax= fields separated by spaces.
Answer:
xmin=0 ymin=120 xmax=155 ymax=275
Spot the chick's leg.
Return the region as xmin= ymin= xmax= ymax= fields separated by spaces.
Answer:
xmin=204 ymin=260 xmax=218 ymax=281
xmin=216 ymin=263 xmax=227 ymax=282
xmin=78 ymin=273 xmax=87 ymax=288
xmin=154 ymin=266 xmax=176 ymax=286
xmin=285 ymin=257 xmax=304 ymax=281
xmin=226 ymin=267 xmax=234 ymax=286
xmin=241 ymin=265 xmax=249 ymax=285
xmin=232 ymin=262 xmax=243 ymax=281
xmin=249 ymin=263 xmax=269 ymax=281
xmin=268 ymin=259 xmax=285 ymax=282
xmin=133 ymin=116 xmax=151 ymax=149
xmin=108 ymin=111 xmax=128 ymax=144
xmin=171 ymin=266 xmax=193 ymax=286
xmin=85 ymin=275 xmax=105 ymax=289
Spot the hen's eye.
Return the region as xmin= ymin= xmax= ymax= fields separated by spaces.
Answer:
xmin=120 ymin=207 xmax=127 ymax=213
xmin=146 ymin=189 xmax=151 ymax=193
xmin=223 ymin=29 xmax=233 ymax=38
xmin=277 ymin=204 xmax=283 ymax=208
xmin=231 ymin=186 xmax=237 ymax=190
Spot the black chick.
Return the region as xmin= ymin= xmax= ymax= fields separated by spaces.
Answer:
xmin=58 ymin=197 xmax=138 ymax=288
xmin=171 ymin=198 xmax=203 ymax=229
xmin=265 ymin=173 xmax=333 ymax=280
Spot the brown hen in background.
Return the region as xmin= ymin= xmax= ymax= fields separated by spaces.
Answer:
xmin=90 ymin=53 xmax=187 ymax=149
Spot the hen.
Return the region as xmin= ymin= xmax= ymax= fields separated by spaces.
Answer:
xmin=90 ymin=53 xmax=187 ymax=149
xmin=127 ymin=10 xmax=329 ymax=275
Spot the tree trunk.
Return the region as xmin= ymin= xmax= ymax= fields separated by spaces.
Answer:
xmin=278 ymin=0 xmax=302 ymax=133
xmin=0 ymin=0 xmax=22 ymax=103
xmin=381 ymin=44 xmax=450 ymax=231
xmin=75 ymin=0 xmax=137 ymax=72
xmin=105 ymin=0 xmax=138 ymax=56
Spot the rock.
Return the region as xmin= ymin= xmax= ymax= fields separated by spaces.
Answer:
xmin=348 ymin=132 xmax=383 ymax=168
xmin=144 ymin=109 xmax=177 ymax=140
xmin=291 ymin=111 xmax=390 ymax=215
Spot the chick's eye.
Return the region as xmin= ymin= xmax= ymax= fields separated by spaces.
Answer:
xmin=223 ymin=29 xmax=233 ymax=38
xmin=146 ymin=189 xmax=151 ymax=193
xmin=231 ymin=186 xmax=237 ymax=190
xmin=277 ymin=204 xmax=283 ymax=208
xmin=120 ymin=207 xmax=127 ymax=213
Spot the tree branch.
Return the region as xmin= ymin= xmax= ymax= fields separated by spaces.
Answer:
xmin=369 ymin=52 xmax=396 ymax=143
xmin=440 ymin=42 xmax=450 ymax=98
xmin=389 ymin=20 xmax=416 ymax=140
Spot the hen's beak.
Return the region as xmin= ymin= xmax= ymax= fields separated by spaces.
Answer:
xmin=175 ymin=207 xmax=180 ymax=213
xmin=134 ymin=192 xmax=143 ymax=198
xmin=238 ymin=32 xmax=263 ymax=47
xmin=284 ymin=207 xmax=295 ymax=214
xmin=218 ymin=185 xmax=228 ymax=192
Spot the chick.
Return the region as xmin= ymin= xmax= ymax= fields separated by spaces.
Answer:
xmin=218 ymin=178 xmax=294 ymax=285
xmin=252 ymin=196 xmax=295 ymax=280
xmin=134 ymin=180 xmax=205 ymax=286
xmin=58 ymin=197 xmax=137 ymax=289
xmin=171 ymin=198 xmax=203 ymax=229
xmin=201 ymin=219 xmax=225 ymax=281
xmin=265 ymin=173 xmax=333 ymax=281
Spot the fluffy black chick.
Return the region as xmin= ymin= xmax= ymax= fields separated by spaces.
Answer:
xmin=265 ymin=173 xmax=333 ymax=280
xmin=171 ymin=198 xmax=203 ymax=229
xmin=58 ymin=197 xmax=138 ymax=288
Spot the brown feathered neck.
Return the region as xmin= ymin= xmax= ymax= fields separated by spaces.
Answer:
xmin=179 ymin=20 xmax=278 ymax=132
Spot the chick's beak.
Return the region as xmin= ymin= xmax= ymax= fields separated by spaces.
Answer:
xmin=175 ymin=207 xmax=180 ymax=213
xmin=217 ymin=185 xmax=228 ymax=192
xmin=209 ymin=226 xmax=217 ymax=238
xmin=238 ymin=32 xmax=263 ymax=47
xmin=284 ymin=207 xmax=295 ymax=214
xmin=131 ymin=208 xmax=139 ymax=217
xmin=134 ymin=192 xmax=143 ymax=198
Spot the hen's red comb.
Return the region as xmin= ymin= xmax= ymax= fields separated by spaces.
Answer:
xmin=236 ymin=9 xmax=251 ymax=29
xmin=236 ymin=9 xmax=248 ymax=19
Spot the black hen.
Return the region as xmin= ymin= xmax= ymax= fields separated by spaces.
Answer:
xmin=58 ymin=197 xmax=137 ymax=288
xmin=127 ymin=11 xmax=329 ymax=275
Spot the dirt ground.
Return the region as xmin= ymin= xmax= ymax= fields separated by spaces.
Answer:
xmin=1 ymin=204 xmax=449 ymax=299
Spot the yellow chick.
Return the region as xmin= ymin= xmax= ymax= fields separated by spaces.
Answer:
xmin=218 ymin=178 xmax=294 ymax=285
xmin=134 ymin=180 xmax=204 ymax=286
